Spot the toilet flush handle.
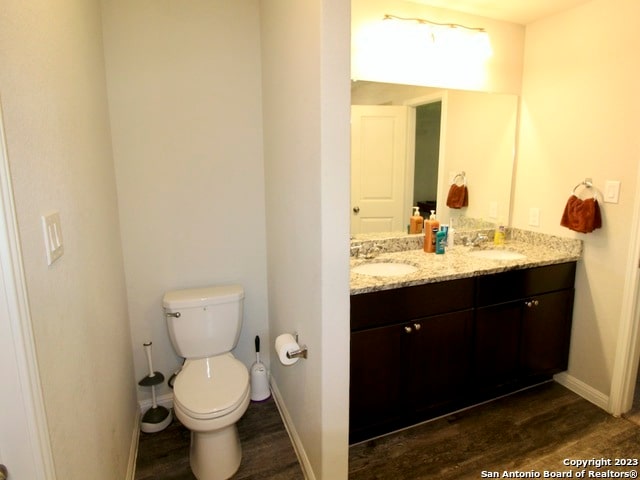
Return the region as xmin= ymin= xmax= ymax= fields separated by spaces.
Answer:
xmin=166 ymin=312 xmax=181 ymax=318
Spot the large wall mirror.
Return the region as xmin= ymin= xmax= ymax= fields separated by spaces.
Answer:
xmin=351 ymin=81 xmax=518 ymax=235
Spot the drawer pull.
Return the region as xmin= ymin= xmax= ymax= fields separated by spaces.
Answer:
xmin=413 ymin=323 xmax=422 ymax=331
xmin=404 ymin=326 xmax=413 ymax=333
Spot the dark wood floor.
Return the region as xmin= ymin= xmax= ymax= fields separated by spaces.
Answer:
xmin=350 ymin=382 xmax=640 ymax=479
xmin=136 ymin=382 xmax=640 ymax=480
xmin=135 ymin=396 xmax=304 ymax=480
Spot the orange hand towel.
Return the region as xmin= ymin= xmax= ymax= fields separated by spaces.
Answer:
xmin=560 ymin=195 xmax=602 ymax=233
xmin=446 ymin=184 xmax=469 ymax=209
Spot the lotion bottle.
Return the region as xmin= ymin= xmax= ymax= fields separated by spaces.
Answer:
xmin=409 ymin=206 xmax=423 ymax=234
xmin=423 ymin=210 xmax=440 ymax=253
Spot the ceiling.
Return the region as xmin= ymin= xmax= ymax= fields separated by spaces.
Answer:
xmin=408 ymin=0 xmax=592 ymax=25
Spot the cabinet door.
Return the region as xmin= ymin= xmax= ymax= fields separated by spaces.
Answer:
xmin=521 ymin=289 xmax=574 ymax=377
xmin=349 ymin=323 xmax=404 ymax=442
xmin=406 ymin=310 xmax=473 ymax=417
xmin=474 ymin=301 xmax=521 ymax=389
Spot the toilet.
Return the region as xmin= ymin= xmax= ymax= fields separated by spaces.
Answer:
xmin=163 ymin=285 xmax=250 ymax=480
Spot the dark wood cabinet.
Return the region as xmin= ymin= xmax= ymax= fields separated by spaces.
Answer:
xmin=473 ymin=262 xmax=576 ymax=398
xmin=350 ymin=262 xmax=576 ymax=444
xmin=349 ymin=323 xmax=404 ymax=440
xmin=405 ymin=310 xmax=473 ymax=419
xmin=349 ymin=278 xmax=474 ymax=443
xmin=474 ymin=301 xmax=521 ymax=389
xmin=520 ymin=289 xmax=574 ymax=378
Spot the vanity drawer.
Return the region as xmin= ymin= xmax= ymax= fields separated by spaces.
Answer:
xmin=476 ymin=262 xmax=576 ymax=307
xmin=351 ymin=277 xmax=475 ymax=331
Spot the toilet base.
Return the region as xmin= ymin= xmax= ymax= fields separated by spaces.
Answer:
xmin=190 ymin=424 xmax=241 ymax=480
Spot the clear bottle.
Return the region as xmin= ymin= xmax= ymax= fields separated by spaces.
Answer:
xmin=447 ymin=218 xmax=456 ymax=249
xmin=423 ymin=210 xmax=440 ymax=253
xmin=409 ymin=206 xmax=423 ymax=234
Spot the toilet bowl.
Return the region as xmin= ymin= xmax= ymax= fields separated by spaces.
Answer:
xmin=173 ymin=353 xmax=250 ymax=480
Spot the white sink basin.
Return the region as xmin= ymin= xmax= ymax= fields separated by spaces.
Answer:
xmin=467 ymin=249 xmax=526 ymax=261
xmin=352 ymin=262 xmax=418 ymax=277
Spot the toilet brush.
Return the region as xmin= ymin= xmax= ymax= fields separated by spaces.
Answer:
xmin=139 ymin=342 xmax=172 ymax=433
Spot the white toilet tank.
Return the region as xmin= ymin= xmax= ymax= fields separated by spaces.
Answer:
xmin=163 ymin=285 xmax=244 ymax=359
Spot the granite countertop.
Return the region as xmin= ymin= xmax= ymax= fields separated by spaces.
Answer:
xmin=350 ymin=229 xmax=582 ymax=295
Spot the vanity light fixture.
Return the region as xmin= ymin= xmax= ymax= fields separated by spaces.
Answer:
xmin=383 ymin=14 xmax=487 ymax=33
xmin=382 ymin=13 xmax=492 ymax=59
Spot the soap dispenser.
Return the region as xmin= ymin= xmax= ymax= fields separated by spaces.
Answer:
xmin=423 ymin=210 xmax=440 ymax=253
xmin=409 ymin=207 xmax=423 ymax=234
xmin=494 ymin=223 xmax=506 ymax=245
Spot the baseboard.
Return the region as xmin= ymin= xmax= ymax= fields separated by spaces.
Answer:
xmin=270 ymin=378 xmax=315 ymax=480
xmin=554 ymin=372 xmax=610 ymax=411
xmin=126 ymin=408 xmax=142 ymax=480
xmin=138 ymin=392 xmax=174 ymax=413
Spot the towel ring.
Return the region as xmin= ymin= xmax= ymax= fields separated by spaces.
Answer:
xmin=572 ymin=178 xmax=598 ymax=200
xmin=452 ymin=172 xmax=466 ymax=186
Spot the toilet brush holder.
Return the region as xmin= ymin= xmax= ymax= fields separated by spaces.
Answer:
xmin=139 ymin=342 xmax=172 ymax=433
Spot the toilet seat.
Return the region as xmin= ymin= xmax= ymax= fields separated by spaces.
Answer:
xmin=174 ymin=354 xmax=249 ymax=421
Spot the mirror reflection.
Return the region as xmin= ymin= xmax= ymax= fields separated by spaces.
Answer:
xmin=350 ymin=81 xmax=518 ymax=235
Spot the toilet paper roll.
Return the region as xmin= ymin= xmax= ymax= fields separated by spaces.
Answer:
xmin=275 ymin=333 xmax=300 ymax=366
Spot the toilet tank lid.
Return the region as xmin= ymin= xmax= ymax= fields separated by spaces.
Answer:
xmin=163 ymin=285 xmax=244 ymax=309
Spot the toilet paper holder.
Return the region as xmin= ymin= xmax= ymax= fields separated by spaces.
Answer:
xmin=286 ymin=333 xmax=308 ymax=360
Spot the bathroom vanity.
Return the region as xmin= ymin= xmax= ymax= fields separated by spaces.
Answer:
xmin=349 ymin=230 xmax=581 ymax=444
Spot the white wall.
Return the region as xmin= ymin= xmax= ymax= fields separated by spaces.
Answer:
xmin=513 ymin=0 xmax=640 ymax=396
xmin=261 ymin=0 xmax=351 ymax=478
xmin=352 ymin=0 xmax=525 ymax=94
xmin=0 ymin=0 xmax=137 ymax=478
xmin=101 ymin=0 xmax=269 ymax=402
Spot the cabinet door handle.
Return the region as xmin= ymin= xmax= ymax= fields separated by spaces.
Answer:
xmin=404 ymin=326 xmax=412 ymax=333
xmin=525 ymin=300 xmax=540 ymax=308
xmin=413 ymin=323 xmax=421 ymax=331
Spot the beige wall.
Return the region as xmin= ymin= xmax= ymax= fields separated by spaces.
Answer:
xmin=261 ymin=0 xmax=351 ymax=478
xmin=101 ymin=0 xmax=269 ymax=402
xmin=513 ymin=0 xmax=640 ymax=395
xmin=352 ymin=0 xmax=525 ymax=94
xmin=0 ymin=0 xmax=137 ymax=478
xmin=439 ymin=90 xmax=517 ymax=225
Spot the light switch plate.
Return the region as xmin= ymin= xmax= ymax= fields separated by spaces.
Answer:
xmin=529 ymin=207 xmax=540 ymax=227
xmin=604 ymin=180 xmax=621 ymax=204
xmin=41 ymin=212 xmax=64 ymax=265
xmin=488 ymin=201 xmax=498 ymax=219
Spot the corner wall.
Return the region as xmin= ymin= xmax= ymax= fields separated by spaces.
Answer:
xmin=513 ymin=0 xmax=640 ymax=396
xmin=260 ymin=0 xmax=351 ymax=478
xmin=0 ymin=0 xmax=137 ymax=477
xmin=101 ymin=0 xmax=269 ymax=403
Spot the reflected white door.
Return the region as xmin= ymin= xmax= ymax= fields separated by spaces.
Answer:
xmin=351 ymin=105 xmax=410 ymax=234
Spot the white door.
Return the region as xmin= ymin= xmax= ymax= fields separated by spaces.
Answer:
xmin=0 ymin=96 xmax=55 ymax=479
xmin=0 ymin=269 xmax=40 ymax=480
xmin=351 ymin=105 xmax=410 ymax=234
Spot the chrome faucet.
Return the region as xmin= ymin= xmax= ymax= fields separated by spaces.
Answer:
xmin=362 ymin=243 xmax=384 ymax=259
xmin=465 ymin=233 xmax=489 ymax=247
xmin=351 ymin=243 xmax=384 ymax=259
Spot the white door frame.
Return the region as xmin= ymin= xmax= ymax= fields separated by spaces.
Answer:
xmin=609 ymin=160 xmax=640 ymax=416
xmin=403 ymin=91 xmax=448 ymax=224
xmin=0 ymin=96 xmax=56 ymax=478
